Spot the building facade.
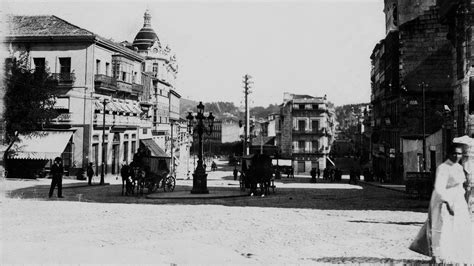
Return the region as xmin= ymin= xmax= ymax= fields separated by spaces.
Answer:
xmin=4 ymin=12 xmax=189 ymax=177
xmin=277 ymin=93 xmax=335 ymax=174
xmin=370 ymin=1 xmax=455 ymax=182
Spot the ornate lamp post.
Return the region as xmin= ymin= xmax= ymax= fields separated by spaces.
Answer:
xmin=186 ymin=102 xmax=214 ymax=194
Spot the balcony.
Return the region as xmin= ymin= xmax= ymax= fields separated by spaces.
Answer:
xmin=94 ymin=74 xmax=117 ymax=90
xmin=132 ymin=83 xmax=143 ymax=94
xmin=116 ymin=80 xmax=132 ymax=93
xmin=51 ymin=112 xmax=73 ymax=123
xmin=93 ymin=113 xmax=142 ymax=127
xmin=51 ymin=73 xmax=75 ymax=85
xmin=292 ymin=148 xmax=322 ymax=155
xmin=292 ymin=128 xmax=328 ymax=135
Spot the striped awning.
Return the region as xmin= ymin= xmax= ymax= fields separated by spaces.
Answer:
xmin=8 ymin=131 xmax=74 ymax=160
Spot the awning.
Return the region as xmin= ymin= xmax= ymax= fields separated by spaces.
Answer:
xmin=326 ymin=157 xmax=335 ymax=167
xmin=8 ymin=131 xmax=74 ymax=160
xmin=53 ymin=97 xmax=69 ymax=109
xmin=140 ymin=139 xmax=169 ymax=158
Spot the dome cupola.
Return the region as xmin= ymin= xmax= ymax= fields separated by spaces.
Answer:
xmin=133 ymin=10 xmax=160 ymax=51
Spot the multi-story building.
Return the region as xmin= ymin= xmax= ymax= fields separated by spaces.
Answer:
xmin=438 ymin=0 xmax=473 ymax=137
xmin=5 ymin=15 xmax=152 ymax=176
xmin=370 ymin=1 xmax=455 ymax=182
xmin=4 ymin=12 xmax=189 ymax=177
xmin=277 ymin=93 xmax=335 ymax=174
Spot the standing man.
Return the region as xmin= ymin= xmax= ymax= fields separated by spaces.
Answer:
xmin=86 ymin=162 xmax=94 ymax=186
xmin=233 ymin=167 xmax=238 ymax=181
xmin=49 ymin=157 xmax=64 ymax=198
xmin=310 ymin=168 xmax=317 ymax=183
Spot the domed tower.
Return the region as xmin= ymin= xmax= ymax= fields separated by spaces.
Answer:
xmin=133 ymin=10 xmax=160 ymax=51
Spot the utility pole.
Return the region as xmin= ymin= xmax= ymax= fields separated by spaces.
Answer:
xmin=243 ymin=74 xmax=252 ymax=156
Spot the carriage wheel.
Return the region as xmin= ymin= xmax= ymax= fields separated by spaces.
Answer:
xmin=163 ymin=175 xmax=176 ymax=192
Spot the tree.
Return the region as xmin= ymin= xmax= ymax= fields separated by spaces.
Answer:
xmin=2 ymin=52 xmax=57 ymax=171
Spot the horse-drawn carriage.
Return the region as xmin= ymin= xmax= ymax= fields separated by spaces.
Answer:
xmin=126 ymin=140 xmax=176 ymax=196
xmin=241 ymin=153 xmax=275 ymax=195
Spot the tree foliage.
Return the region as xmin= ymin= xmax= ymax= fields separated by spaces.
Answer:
xmin=3 ymin=52 xmax=57 ymax=148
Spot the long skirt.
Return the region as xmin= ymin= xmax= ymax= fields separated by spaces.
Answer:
xmin=410 ymin=188 xmax=472 ymax=264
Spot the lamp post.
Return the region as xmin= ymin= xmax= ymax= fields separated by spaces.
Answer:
xmin=186 ymin=101 xmax=214 ymax=194
xmin=100 ymin=98 xmax=109 ymax=185
xmin=420 ymin=82 xmax=426 ymax=172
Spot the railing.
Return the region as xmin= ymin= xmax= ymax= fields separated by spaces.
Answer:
xmin=116 ymin=80 xmax=132 ymax=93
xmin=93 ymin=113 xmax=142 ymax=127
xmin=292 ymin=148 xmax=322 ymax=154
xmin=292 ymin=128 xmax=328 ymax=134
xmin=94 ymin=74 xmax=117 ymax=89
xmin=51 ymin=112 xmax=72 ymax=123
xmin=51 ymin=73 xmax=75 ymax=83
xmin=132 ymin=83 xmax=143 ymax=93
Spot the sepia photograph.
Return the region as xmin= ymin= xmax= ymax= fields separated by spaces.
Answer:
xmin=0 ymin=0 xmax=473 ymax=264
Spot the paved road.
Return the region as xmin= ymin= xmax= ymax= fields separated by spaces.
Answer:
xmin=2 ymin=167 xmax=466 ymax=264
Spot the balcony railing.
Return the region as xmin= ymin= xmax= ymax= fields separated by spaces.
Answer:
xmin=93 ymin=113 xmax=142 ymax=127
xmin=132 ymin=83 xmax=143 ymax=93
xmin=116 ymin=80 xmax=132 ymax=93
xmin=51 ymin=112 xmax=73 ymax=123
xmin=292 ymin=128 xmax=329 ymax=135
xmin=94 ymin=74 xmax=117 ymax=89
xmin=292 ymin=148 xmax=322 ymax=154
xmin=51 ymin=73 xmax=75 ymax=84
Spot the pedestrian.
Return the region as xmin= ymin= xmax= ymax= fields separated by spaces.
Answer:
xmin=48 ymin=157 xmax=64 ymax=198
xmin=86 ymin=162 xmax=94 ymax=186
xmin=317 ymin=168 xmax=320 ymax=179
xmin=310 ymin=168 xmax=317 ymax=183
xmin=409 ymin=143 xmax=472 ymax=264
xmin=233 ymin=167 xmax=238 ymax=181
xmin=120 ymin=162 xmax=132 ymax=196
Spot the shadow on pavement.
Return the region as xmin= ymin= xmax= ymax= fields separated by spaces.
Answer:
xmin=348 ymin=220 xmax=425 ymax=226
xmin=304 ymin=257 xmax=431 ymax=264
xmin=7 ymin=181 xmax=430 ymax=212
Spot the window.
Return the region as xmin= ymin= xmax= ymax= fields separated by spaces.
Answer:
xmin=105 ymin=62 xmax=110 ymax=76
xmin=143 ymin=128 xmax=148 ymax=134
xmin=141 ymin=62 xmax=146 ymax=72
xmin=123 ymin=141 xmax=128 ymax=162
xmin=33 ymin=58 xmax=45 ymax=73
xmin=312 ymin=140 xmax=319 ymax=152
xmin=122 ymin=71 xmax=127 ymax=82
xmin=298 ymin=140 xmax=305 ymax=152
xmin=96 ymin=59 xmax=101 ymax=75
xmin=131 ymin=141 xmax=137 ymax=155
xmin=153 ymin=63 xmax=158 ymax=73
xmin=312 ymin=120 xmax=319 ymax=132
xmin=312 ymin=104 xmax=318 ymax=110
xmin=59 ymin=57 xmax=71 ymax=74
xmin=298 ymin=120 xmax=306 ymax=132
xmin=299 ymin=104 xmax=305 ymax=110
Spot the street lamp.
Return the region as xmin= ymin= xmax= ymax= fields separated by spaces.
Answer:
xmin=186 ymin=101 xmax=214 ymax=194
xmin=420 ymin=82 xmax=426 ymax=172
xmin=100 ymin=97 xmax=109 ymax=185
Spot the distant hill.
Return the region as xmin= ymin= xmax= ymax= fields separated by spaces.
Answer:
xmin=180 ymin=98 xmax=280 ymax=120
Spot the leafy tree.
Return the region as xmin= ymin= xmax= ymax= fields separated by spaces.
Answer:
xmin=2 ymin=52 xmax=57 ymax=169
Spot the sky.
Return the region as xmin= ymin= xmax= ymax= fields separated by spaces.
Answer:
xmin=3 ymin=0 xmax=386 ymax=108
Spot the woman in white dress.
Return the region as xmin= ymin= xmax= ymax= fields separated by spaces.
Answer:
xmin=410 ymin=144 xmax=472 ymax=264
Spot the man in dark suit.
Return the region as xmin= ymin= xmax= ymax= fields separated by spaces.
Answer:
xmin=49 ymin=157 xmax=64 ymax=198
